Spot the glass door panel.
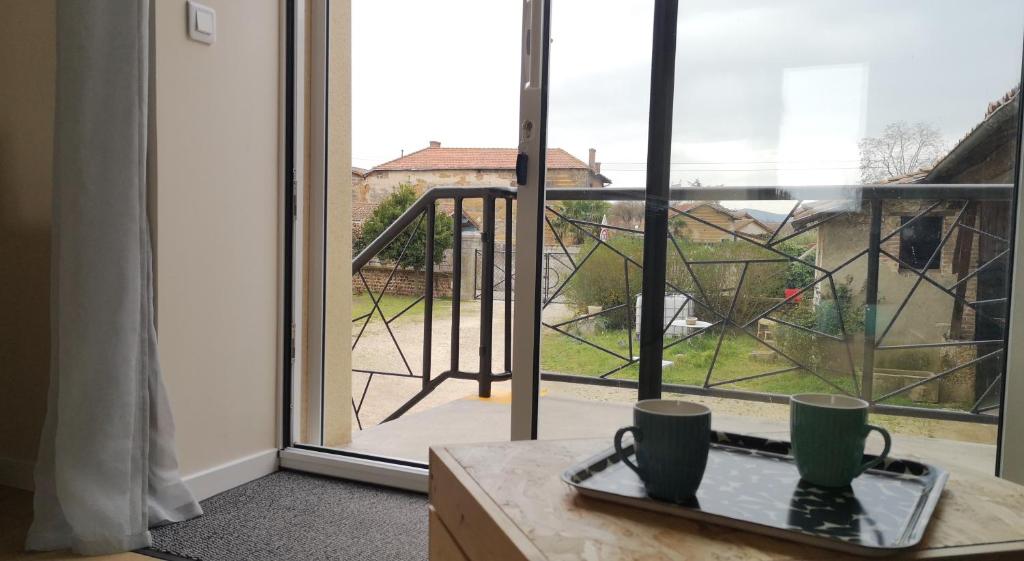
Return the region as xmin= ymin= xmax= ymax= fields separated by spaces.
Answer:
xmin=532 ymin=0 xmax=1024 ymax=478
xmin=303 ymin=0 xmax=524 ymax=465
xmin=532 ymin=0 xmax=656 ymax=439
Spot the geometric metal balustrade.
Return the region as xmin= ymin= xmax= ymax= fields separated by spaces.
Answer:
xmin=351 ymin=184 xmax=1011 ymax=429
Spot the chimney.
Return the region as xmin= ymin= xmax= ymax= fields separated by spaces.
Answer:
xmin=588 ymin=148 xmax=597 ymax=170
xmin=429 ymin=140 xmax=441 ymax=148
xmin=594 ymin=162 xmax=601 ymax=174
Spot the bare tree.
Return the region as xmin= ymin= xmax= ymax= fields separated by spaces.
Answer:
xmin=686 ymin=178 xmax=715 ymax=187
xmin=608 ymin=201 xmax=645 ymax=230
xmin=859 ymin=121 xmax=945 ymax=183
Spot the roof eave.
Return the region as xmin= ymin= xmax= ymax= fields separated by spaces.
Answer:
xmin=925 ymin=94 xmax=1019 ymax=182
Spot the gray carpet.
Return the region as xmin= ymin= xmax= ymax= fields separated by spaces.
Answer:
xmin=145 ymin=470 xmax=428 ymax=561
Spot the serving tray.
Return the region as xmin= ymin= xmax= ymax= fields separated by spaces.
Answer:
xmin=562 ymin=431 xmax=948 ymax=557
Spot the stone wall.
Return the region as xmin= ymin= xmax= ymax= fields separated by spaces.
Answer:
xmin=813 ymin=200 xmax=1006 ymax=404
xmin=354 ymin=265 xmax=454 ymax=298
xmin=817 ymin=203 xmax=983 ymax=344
xmin=875 ymin=201 xmax=980 ymax=337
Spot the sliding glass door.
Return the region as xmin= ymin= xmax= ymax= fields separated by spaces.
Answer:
xmin=285 ymin=0 xmax=1024 ymax=486
xmin=289 ymin=0 xmax=528 ymax=478
xmin=516 ymin=0 xmax=1024 ymax=480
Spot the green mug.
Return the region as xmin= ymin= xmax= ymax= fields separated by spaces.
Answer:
xmin=790 ymin=394 xmax=892 ymax=488
xmin=614 ymin=399 xmax=711 ymax=503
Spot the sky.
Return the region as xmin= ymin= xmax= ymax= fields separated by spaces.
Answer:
xmin=352 ymin=0 xmax=1024 ymax=212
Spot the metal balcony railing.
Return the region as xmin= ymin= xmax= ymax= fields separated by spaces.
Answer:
xmin=351 ymin=187 xmax=515 ymax=428
xmin=351 ymin=184 xmax=1013 ymax=429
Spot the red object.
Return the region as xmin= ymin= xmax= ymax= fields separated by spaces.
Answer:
xmin=784 ymin=288 xmax=802 ymax=302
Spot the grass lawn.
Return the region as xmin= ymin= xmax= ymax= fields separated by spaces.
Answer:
xmin=540 ymin=327 xmax=965 ymax=410
xmin=352 ymin=292 xmax=452 ymax=323
xmin=353 ymin=294 xmax=971 ymax=411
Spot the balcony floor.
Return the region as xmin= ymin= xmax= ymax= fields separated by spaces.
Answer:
xmin=343 ymin=389 xmax=998 ymax=477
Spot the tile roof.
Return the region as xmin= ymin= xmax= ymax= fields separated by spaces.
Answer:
xmin=352 ymin=167 xmax=368 ymax=177
xmin=672 ymin=201 xmax=740 ymax=217
xmin=986 ymin=85 xmax=1019 ymax=119
xmin=877 ymin=168 xmax=931 ymax=185
xmin=734 ymin=217 xmax=770 ymax=233
xmin=791 ymin=200 xmax=858 ymax=229
xmin=352 ymin=202 xmax=377 ymax=225
xmin=370 ymin=146 xmax=591 ymax=172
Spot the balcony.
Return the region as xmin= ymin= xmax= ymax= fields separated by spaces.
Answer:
xmin=341 ymin=183 xmax=1009 ymax=476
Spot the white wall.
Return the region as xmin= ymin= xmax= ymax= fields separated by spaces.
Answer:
xmin=0 ymin=0 xmax=285 ymax=496
xmin=152 ymin=0 xmax=281 ymax=480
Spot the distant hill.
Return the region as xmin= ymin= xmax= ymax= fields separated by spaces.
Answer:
xmin=737 ymin=208 xmax=788 ymax=223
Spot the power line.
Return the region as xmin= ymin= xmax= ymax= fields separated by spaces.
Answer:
xmin=601 ymin=166 xmax=867 ymax=172
xmin=600 ymin=159 xmax=862 ymax=165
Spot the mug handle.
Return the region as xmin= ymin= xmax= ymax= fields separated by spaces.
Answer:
xmin=858 ymin=424 xmax=892 ymax=475
xmin=614 ymin=426 xmax=643 ymax=478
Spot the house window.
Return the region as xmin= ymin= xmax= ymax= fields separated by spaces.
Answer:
xmin=900 ymin=216 xmax=943 ymax=270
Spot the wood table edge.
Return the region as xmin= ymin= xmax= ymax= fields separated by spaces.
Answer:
xmin=429 ymin=446 xmax=548 ymax=561
xmin=429 ymin=506 xmax=471 ymax=561
xmin=429 ymin=440 xmax=1024 ymax=561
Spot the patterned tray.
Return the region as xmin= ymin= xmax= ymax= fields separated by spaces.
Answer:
xmin=562 ymin=431 xmax=948 ymax=557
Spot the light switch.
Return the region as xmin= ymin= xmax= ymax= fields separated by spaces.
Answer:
xmin=195 ymin=10 xmax=214 ymax=34
xmin=187 ymin=1 xmax=216 ymax=45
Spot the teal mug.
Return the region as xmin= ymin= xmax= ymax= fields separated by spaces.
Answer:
xmin=614 ymin=399 xmax=711 ymax=503
xmin=790 ymin=394 xmax=892 ymax=488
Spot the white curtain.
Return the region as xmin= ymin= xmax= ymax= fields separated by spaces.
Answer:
xmin=27 ymin=1 xmax=201 ymax=554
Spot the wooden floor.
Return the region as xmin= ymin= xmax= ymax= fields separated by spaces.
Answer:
xmin=0 ymin=486 xmax=150 ymax=561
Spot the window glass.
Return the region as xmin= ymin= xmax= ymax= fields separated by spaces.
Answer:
xmin=535 ymin=0 xmax=1024 ymax=480
xmin=900 ymin=216 xmax=944 ymax=270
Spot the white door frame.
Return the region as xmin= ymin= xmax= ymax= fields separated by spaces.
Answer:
xmin=303 ymin=0 xmax=329 ymax=447
xmin=998 ymin=92 xmax=1024 ymax=482
xmin=510 ymin=0 xmax=549 ymax=441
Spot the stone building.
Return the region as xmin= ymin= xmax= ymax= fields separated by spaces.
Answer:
xmin=604 ymin=201 xmax=773 ymax=242
xmin=670 ymin=202 xmax=772 ymax=242
xmin=792 ymin=88 xmax=1018 ymax=403
xmin=351 ymin=166 xmax=368 ymax=186
xmin=353 ymin=141 xmax=611 ymax=246
xmin=354 ymin=141 xmax=610 ymax=206
xmin=352 ymin=142 xmax=611 ymax=300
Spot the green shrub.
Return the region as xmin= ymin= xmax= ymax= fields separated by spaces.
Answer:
xmin=771 ymin=237 xmax=817 ymax=289
xmin=773 ymin=277 xmax=866 ymax=376
xmin=354 ymin=184 xmax=454 ymax=270
xmin=774 ymin=315 xmax=822 ymax=372
xmin=815 ymin=279 xmax=864 ymax=335
xmin=566 ymin=235 xmax=793 ymax=330
xmin=666 ymin=238 xmax=787 ymax=325
xmin=565 ymin=237 xmax=644 ymax=329
xmin=876 ymin=348 xmax=938 ymax=371
xmin=550 ymin=200 xmax=612 ymax=244
xmin=785 ymin=254 xmax=816 ymax=289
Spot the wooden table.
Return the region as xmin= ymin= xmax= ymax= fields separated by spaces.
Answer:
xmin=429 ymin=439 xmax=1024 ymax=561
